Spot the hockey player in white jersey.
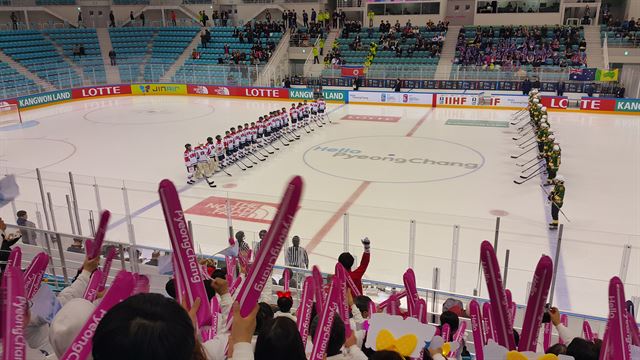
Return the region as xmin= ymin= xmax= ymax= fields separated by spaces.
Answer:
xmin=194 ymin=144 xmax=216 ymax=187
xmin=184 ymin=144 xmax=197 ymax=185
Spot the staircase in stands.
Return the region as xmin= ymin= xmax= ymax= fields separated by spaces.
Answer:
xmin=303 ymin=29 xmax=338 ymax=77
xmin=583 ymin=25 xmax=605 ymax=69
xmin=434 ymin=25 xmax=460 ymax=80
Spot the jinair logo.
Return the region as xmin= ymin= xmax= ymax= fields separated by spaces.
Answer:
xmin=313 ymin=146 xmax=479 ymax=169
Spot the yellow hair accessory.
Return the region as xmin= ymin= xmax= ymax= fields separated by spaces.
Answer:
xmin=375 ymin=329 xmax=418 ymax=357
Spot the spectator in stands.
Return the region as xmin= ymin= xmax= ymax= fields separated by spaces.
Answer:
xmin=292 ymin=10 xmax=298 ymax=29
xmin=10 ymin=12 xmax=18 ymax=30
xmin=67 ymin=238 xmax=84 ymax=253
xmin=212 ymin=10 xmax=219 ymax=26
xmin=337 ymin=237 xmax=371 ymax=293
xmin=313 ymin=46 xmax=319 ymax=64
xmin=332 ymin=10 xmax=338 ymax=28
xmin=285 ymin=236 xmax=308 ymax=269
xmin=109 ymin=49 xmax=116 ymax=66
xmin=586 ymin=82 xmax=596 ymax=97
xmin=556 ymin=81 xmax=565 ymax=96
xmin=282 ymin=10 xmax=288 ymax=30
xmin=77 ymin=10 xmax=83 ymax=27
xmin=143 ymin=250 xmax=160 ymax=266
xmin=278 ymin=268 xmax=297 ymax=288
xmin=274 ymin=292 xmax=296 ymax=321
xmin=616 ymin=85 xmax=625 ymax=98
xmin=129 ymin=11 xmax=134 ymax=22
xmin=201 ymin=28 xmax=209 ymax=48
xmin=16 ymin=210 xmax=37 ymax=245
xmin=170 ymin=10 xmax=177 ymax=26
xmin=309 ymin=314 xmax=365 ymax=359
xmin=0 ymin=217 xmax=21 ymax=272
xmin=368 ymin=10 xmax=375 ymax=27
xmin=532 ymin=77 xmax=541 ymax=89
xmin=311 ymin=8 xmax=316 ymax=24
xmin=283 ymin=77 xmax=291 ymax=88
xmin=109 ymin=10 xmax=115 ymax=27
xmin=393 ymin=78 xmax=401 ymax=92
xmin=439 ymin=311 xmax=459 ymax=341
xmin=303 ymin=10 xmax=308 ymax=28
xmin=191 ymin=48 xmax=200 ymax=60
xmin=72 ymin=44 xmax=80 ymax=59
xmin=139 ymin=11 xmax=145 ymax=26
xmin=546 ymin=344 xmax=568 ymax=355
xmin=353 ymin=76 xmax=361 ymax=90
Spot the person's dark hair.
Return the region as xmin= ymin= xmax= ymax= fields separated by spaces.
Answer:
xmin=211 ymin=268 xmax=226 ymax=280
xmin=254 ymin=317 xmax=306 ymax=360
xmin=235 ymin=231 xmax=245 ymax=242
xmin=16 ymin=210 xmax=26 ymax=217
xmin=567 ymin=338 xmax=598 ymax=360
xmin=165 ymin=278 xmax=176 ymax=298
xmin=370 ymin=350 xmax=405 ymax=360
xmin=354 ymin=295 xmax=372 ymax=315
xmin=309 ymin=314 xmax=345 ymax=356
xmin=546 ymin=343 xmax=568 ymax=355
xmin=93 ymin=293 xmax=205 ymax=360
xmin=338 ymin=252 xmax=354 ymax=271
xmin=513 ymin=329 xmax=520 ymax=347
xmin=439 ymin=311 xmax=459 ymax=340
xmin=256 ymin=302 xmax=275 ymax=335
xmin=165 ymin=279 xmax=216 ymax=300
xmin=277 ymin=296 xmax=293 ymax=313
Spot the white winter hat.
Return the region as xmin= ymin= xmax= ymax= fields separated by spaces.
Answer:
xmin=49 ymin=298 xmax=96 ymax=358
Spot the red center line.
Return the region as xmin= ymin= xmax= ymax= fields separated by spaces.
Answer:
xmin=305 ymin=109 xmax=433 ymax=253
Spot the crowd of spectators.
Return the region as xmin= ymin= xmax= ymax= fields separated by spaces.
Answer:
xmin=602 ymin=17 xmax=638 ymax=44
xmin=454 ymin=25 xmax=588 ymax=71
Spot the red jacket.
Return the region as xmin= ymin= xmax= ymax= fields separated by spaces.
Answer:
xmin=348 ymin=252 xmax=370 ymax=294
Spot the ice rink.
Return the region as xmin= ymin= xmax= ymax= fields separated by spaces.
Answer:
xmin=1 ymin=94 xmax=639 ymax=318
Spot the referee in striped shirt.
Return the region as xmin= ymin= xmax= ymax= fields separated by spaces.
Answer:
xmin=285 ymin=236 xmax=309 ymax=269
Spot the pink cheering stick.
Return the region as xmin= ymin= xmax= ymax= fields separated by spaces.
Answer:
xmin=368 ymin=300 xmax=377 ymax=317
xmin=88 ymin=210 xmax=111 ymax=259
xmin=403 ymin=268 xmax=419 ymax=317
xmin=232 ymin=176 xmax=303 ymax=318
xmin=202 ymin=296 xmax=220 ymax=342
xmin=558 ymin=314 xmax=569 ymax=344
xmin=83 ymin=269 xmax=103 ymax=302
xmin=297 ymin=276 xmax=316 ymax=346
xmin=450 ymin=321 xmax=468 ymax=358
xmin=85 ymin=239 xmax=95 ymax=259
xmin=312 ymin=266 xmax=325 ymax=315
xmin=441 ymin=323 xmax=451 ymax=342
xmin=627 ymin=314 xmax=640 ymax=346
xmin=7 ymin=246 xmax=22 ymax=269
xmin=23 ymin=252 xmax=50 ymax=300
xmin=505 ymin=288 xmax=516 ymax=326
xmin=482 ymin=302 xmax=494 ymax=343
xmin=229 ymin=274 xmax=244 ymax=297
xmin=417 ymin=298 xmax=427 ymax=324
xmin=60 ymin=271 xmax=136 ymax=360
xmin=226 ymin=256 xmax=236 ymax=284
xmin=159 ymin=179 xmax=213 ymax=328
xmin=480 ymin=241 xmax=516 ymax=350
xmin=469 ymin=300 xmax=485 ymax=360
xmin=98 ymin=247 xmax=117 ymax=292
xmin=335 ymin=263 xmax=352 ymax=338
xmin=583 ymin=320 xmax=595 ymax=341
xmin=518 ymin=255 xmax=553 ymax=352
xmin=310 ymin=274 xmax=341 ymax=360
xmin=601 ymin=276 xmax=631 ymax=360
xmin=2 ymin=266 xmax=26 ymax=360
xmin=344 ymin=270 xmax=361 ymax=297
xmin=379 ymin=290 xmax=407 ymax=310
xmin=283 ymin=268 xmax=290 ymax=292
xmin=543 ymin=322 xmax=552 ymax=351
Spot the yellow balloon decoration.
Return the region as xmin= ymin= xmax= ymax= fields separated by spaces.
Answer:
xmin=506 ymin=351 xmax=529 ymax=360
xmin=537 ymin=355 xmax=559 ymax=360
xmin=375 ymin=329 xmax=418 ymax=357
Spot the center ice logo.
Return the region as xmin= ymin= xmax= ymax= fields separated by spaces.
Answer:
xmin=304 ymin=136 xmax=485 ymax=183
xmin=313 ymin=146 xmax=479 ymax=169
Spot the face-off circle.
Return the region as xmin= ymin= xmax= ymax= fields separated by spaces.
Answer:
xmin=303 ymin=136 xmax=485 ymax=183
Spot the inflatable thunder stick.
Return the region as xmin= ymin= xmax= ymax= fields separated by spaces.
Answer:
xmin=335 ymin=263 xmax=352 ymax=337
xmin=403 ymin=268 xmax=419 ymax=317
xmin=2 ymin=266 xmax=26 ymax=360
xmin=297 ymin=276 xmax=316 ymax=346
xmin=469 ymin=300 xmax=485 ymax=360
xmin=7 ymin=246 xmax=21 ymax=269
xmin=233 ymin=176 xmax=303 ymax=318
xmin=312 ymin=266 xmax=325 ymax=315
xmin=133 ymin=274 xmax=150 ymax=295
xmin=450 ymin=321 xmax=468 ymax=358
xmin=83 ymin=269 xmax=103 ymax=302
xmin=601 ymin=276 xmax=631 ymax=360
xmin=417 ymin=298 xmax=428 ymax=324
xmin=480 ymin=241 xmax=516 ymax=350
xmin=88 ymin=210 xmax=111 ymax=259
xmin=23 ymin=252 xmax=49 ymax=300
xmin=202 ymin=296 xmax=220 ymax=342
xmin=482 ymin=302 xmax=494 ymax=343
xmin=159 ymin=179 xmax=212 ymax=327
xmin=518 ymin=255 xmax=553 ymax=352
xmin=582 ymin=320 xmax=595 ymax=341
xmin=558 ymin=314 xmax=569 ymax=344
xmin=310 ymin=275 xmax=341 ymax=360
xmin=283 ymin=268 xmax=290 ymax=292
xmin=543 ymin=322 xmax=552 ymax=351
xmin=60 ymin=271 xmax=136 ymax=360
xmin=441 ymin=323 xmax=451 ymax=342
xmin=98 ymin=246 xmax=117 ymax=292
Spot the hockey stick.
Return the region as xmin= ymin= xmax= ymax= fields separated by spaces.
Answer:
xmin=513 ymin=168 xmax=545 ymax=184
xmin=279 ymin=137 xmax=290 ymax=146
xmin=539 ymin=185 xmax=571 ymax=222
xmin=218 ymin=166 xmax=232 ymax=176
xmin=510 ymin=115 xmax=528 ymax=125
xmin=510 ymin=145 xmax=536 ymax=159
xmin=517 ymin=136 xmax=536 ymax=147
xmin=513 ymin=129 xmax=532 ymax=141
xmin=249 ymin=151 xmax=265 ymax=162
xmin=521 ymin=159 xmax=543 ymax=173
xmin=520 ymin=165 xmax=545 ymax=178
xmin=235 ymin=162 xmax=246 ymax=171
xmin=269 ymin=143 xmax=280 ymax=151
xmin=239 ymin=158 xmax=253 ymax=168
xmin=516 ymin=156 xmax=539 ymax=167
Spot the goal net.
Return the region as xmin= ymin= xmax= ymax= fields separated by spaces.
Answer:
xmin=0 ymin=102 xmax=21 ymax=127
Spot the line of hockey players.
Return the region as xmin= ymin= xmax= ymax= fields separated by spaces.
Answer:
xmin=183 ymin=98 xmax=329 ymax=188
xmin=511 ymin=89 xmax=566 ymax=229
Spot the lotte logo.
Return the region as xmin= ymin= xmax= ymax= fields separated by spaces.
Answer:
xmin=81 ymin=86 xmax=122 ymax=97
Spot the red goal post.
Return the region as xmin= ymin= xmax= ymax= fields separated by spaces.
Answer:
xmin=0 ymin=102 xmax=21 ymax=127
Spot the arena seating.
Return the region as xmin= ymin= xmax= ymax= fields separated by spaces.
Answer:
xmin=600 ymin=23 xmax=639 ymax=47
xmin=143 ymin=27 xmax=199 ymax=82
xmin=452 ymin=25 xmax=587 ymax=80
xmin=108 ymin=27 xmax=156 ymax=82
xmin=172 ymin=26 xmax=283 ymax=86
xmin=45 ymin=28 xmax=106 ymax=84
xmin=0 ymin=30 xmax=83 ymax=88
xmin=0 ymin=62 xmax=42 ymax=98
